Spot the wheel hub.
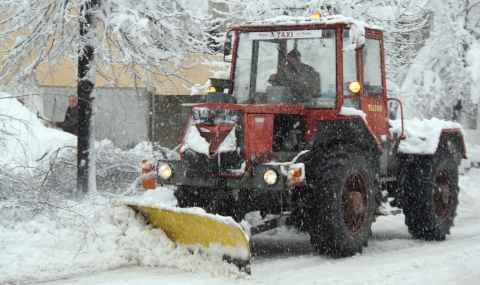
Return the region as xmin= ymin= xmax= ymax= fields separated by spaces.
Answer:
xmin=342 ymin=172 xmax=368 ymax=235
xmin=440 ymin=185 xmax=450 ymax=204
xmin=434 ymin=168 xmax=453 ymax=221
xmin=347 ymin=192 xmax=366 ymax=214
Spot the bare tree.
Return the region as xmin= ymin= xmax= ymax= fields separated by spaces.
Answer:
xmin=77 ymin=0 xmax=98 ymax=196
xmin=0 ymin=0 xmax=213 ymax=195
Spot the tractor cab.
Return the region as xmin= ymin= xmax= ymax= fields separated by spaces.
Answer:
xmin=211 ymin=17 xmax=390 ymax=138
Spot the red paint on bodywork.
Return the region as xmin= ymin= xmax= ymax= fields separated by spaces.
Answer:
xmin=244 ymin=114 xmax=274 ymax=163
xmin=440 ymin=128 xmax=468 ymax=156
xmin=196 ymin=124 xmax=236 ymax=154
xmin=241 ymin=104 xmax=307 ymax=115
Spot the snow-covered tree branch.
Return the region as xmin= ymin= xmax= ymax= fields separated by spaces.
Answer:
xmin=0 ymin=0 xmax=214 ymax=195
xmin=0 ymin=0 xmax=213 ymax=91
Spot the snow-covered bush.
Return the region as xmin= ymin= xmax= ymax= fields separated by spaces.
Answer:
xmin=0 ymin=139 xmax=160 ymax=227
xmin=0 ymin=91 xmax=174 ymax=226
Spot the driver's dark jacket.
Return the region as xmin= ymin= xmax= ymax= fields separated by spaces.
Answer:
xmin=57 ymin=106 xmax=78 ymax=135
xmin=275 ymin=63 xmax=320 ymax=99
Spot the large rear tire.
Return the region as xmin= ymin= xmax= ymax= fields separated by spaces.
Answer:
xmin=307 ymin=146 xmax=378 ymax=257
xmin=402 ymin=148 xmax=459 ymax=240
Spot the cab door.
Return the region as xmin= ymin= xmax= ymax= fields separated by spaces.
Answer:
xmin=358 ymin=33 xmax=389 ymax=136
xmin=340 ymin=28 xmax=388 ymax=136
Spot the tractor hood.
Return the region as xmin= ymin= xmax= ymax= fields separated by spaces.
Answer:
xmin=180 ymin=104 xmax=246 ymax=177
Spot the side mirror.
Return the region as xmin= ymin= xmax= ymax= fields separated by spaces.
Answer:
xmin=209 ymin=78 xmax=231 ymax=93
xmin=223 ymin=30 xmax=233 ymax=62
xmin=343 ymin=23 xmax=365 ymax=52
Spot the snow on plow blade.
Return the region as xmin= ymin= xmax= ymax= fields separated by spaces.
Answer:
xmin=127 ymin=204 xmax=251 ymax=273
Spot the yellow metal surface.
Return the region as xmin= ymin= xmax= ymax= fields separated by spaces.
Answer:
xmin=128 ymin=205 xmax=250 ymax=257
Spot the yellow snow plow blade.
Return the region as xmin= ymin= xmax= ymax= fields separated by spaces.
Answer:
xmin=128 ymin=204 xmax=251 ymax=273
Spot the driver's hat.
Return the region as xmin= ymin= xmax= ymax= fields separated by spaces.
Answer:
xmin=286 ymin=49 xmax=301 ymax=59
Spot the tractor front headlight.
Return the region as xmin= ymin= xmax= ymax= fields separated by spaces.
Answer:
xmin=158 ymin=164 xmax=173 ymax=180
xmin=263 ymin=169 xmax=278 ymax=185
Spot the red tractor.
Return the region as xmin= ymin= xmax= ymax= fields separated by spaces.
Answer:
xmin=138 ymin=14 xmax=465 ymax=266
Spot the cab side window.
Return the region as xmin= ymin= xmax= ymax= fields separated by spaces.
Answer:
xmin=342 ymin=29 xmax=360 ymax=109
xmin=363 ymin=38 xmax=384 ymax=94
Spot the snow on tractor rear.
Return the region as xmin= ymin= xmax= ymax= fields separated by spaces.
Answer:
xmin=128 ymin=13 xmax=466 ymax=272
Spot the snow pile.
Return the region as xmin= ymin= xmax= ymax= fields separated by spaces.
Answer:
xmin=0 ymin=194 xmax=244 ymax=284
xmin=390 ymin=118 xmax=464 ymax=154
xmin=339 ymin=106 xmax=367 ymax=119
xmin=0 ymin=92 xmax=76 ymax=164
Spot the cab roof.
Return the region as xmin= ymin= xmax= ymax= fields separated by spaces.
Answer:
xmin=232 ymin=14 xmax=383 ymax=31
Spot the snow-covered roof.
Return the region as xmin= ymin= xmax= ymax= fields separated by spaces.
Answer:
xmin=233 ymin=14 xmax=381 ymax=30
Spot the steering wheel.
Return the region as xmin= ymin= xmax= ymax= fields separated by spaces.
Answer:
xmin=268 ymin=79 xmax=278 ymax=86
xmin=268 ymin=78 xmax=299 ymax=87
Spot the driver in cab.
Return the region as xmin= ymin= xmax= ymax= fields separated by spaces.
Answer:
xmin=269 ymin=49 xmax=320 ymax=102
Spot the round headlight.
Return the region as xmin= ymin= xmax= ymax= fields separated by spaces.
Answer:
xmin=263 ymin=169 xmax=278 ymax=185
xmin=159 ymin=164 xmax=173 ymax=180
xmin=348 ymin=81 xmax=361 ymax=93
xmin=206 ymin=86 xmax=217 ymax=93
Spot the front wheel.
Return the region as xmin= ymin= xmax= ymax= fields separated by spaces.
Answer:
xmin=402 ymin=148 xmax=459 ymax=240
xmin=306 ymin=147 xmax=378 ymax=257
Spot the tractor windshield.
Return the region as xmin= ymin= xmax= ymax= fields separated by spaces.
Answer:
xmin=233 ymin=29 xmax=337 ymax=109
